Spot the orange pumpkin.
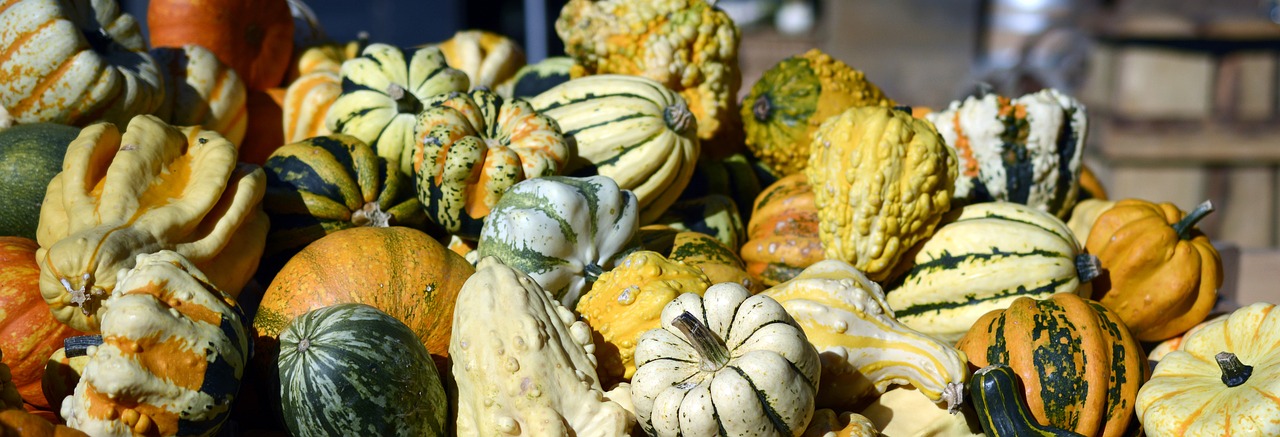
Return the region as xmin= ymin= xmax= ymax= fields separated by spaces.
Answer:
xmin=148 ymin=0 xmax=295 ymax=91
xmin=241 ymin=88 xmax=288 ymax=166
xmin=0 ymin=237 xmax=85 ymax=410
xmin=0 ymin=409 xmax=87 ymax=437
xmin=740 ymin=173 xmax=824 ymax=287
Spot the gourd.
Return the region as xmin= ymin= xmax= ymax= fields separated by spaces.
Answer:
xmin=1 ymin=0 xmax=163 ymax=126
xmin=557 ymin=0 xmax=744 ymax=157
xmin=806 ymin=106 xmax=957 ymax=282
xmin=287 ymin=38 xmax=366 ymax=81
xmin=412 ymin=88 xmax=569 ymax=239
xmin=801 ymin=410 xmax=879 ymax=437
xmin=1 ymin=350 xmax=19 ymax=410
xmin=680 ymin=152 xmax=776 ymax=223
xmin=0 ymin=237 xmax=85 ymax=410
xmin=637 ymin=226 xmax=759 ymax=292
xmin=498 ymin=56 xmax=573 ymax=100
xmin=0 ymin=123 xmax=79 ymax=242
xmin=1077 ymin=164 xmax=1108 ymax=201
xmin=970 ymin=365 xmax=1086 ymax=437
xmin=42 ymin=347 xmax=87 ymax=417
xmin=529 ymin=74 xmax=700 ymax=225
xmin=1064 ymin=198 xmax=1114 ymax=244
xmin=476 ymin=175 xmax=639 ymax=307
xmin=60 ymin=250 xmax=250 ymax=437
xmin=1086 ymin=199 xmax=1221 ymax=342
xmin=148 ymin=0 xmax=295 ymax=91
xmin=858 ymin=387 xmax=985 ymax=437
xmin=325 ymin=43 xmax=469 ymax=175
xmin=574 ymin=250 xmax=711 ymax=385
xmin=652 ymin=194 xmax=745 ymax=251
xmin=36 ymin=115 xmax=268 ymax=333
xmin=1146 ymin=313 xmax=1226 ymax=362
xmin=761 ymin=260 xmax=969 ymax=412
xmin=955 ymin=293 xmax=1148 ymax=437
xmin=281 ymin=70 xmax=341 ymax=143
xmin=0 ymin=408 xmax=89 ymax=437
xmin=150 ymin=44 xmax=248 ymax=145
xmin=632 ymin=283 xmax=822 ymax=436
xmin=924 ymin=88 xmax=1088 ymax=218
xmin=278 ymin=303 xmax=447 ymax=437
xmin=451 ymin=257 xmax=635 ymax=436
xmin=742 ymin=48 xmax=895 ymax=176
xmin=886 ymin=202 xmax=1100 ymax=342
xmin=1135 ymin=302 xmax=1280 ymax=436
xmin=741 ymin=173 xmax=824 ymax=287
xmin=431 ymin=30 xmax=526 ymax=90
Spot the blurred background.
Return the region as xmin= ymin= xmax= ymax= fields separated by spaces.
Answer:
xmin=121 ymin=0 xmax=1280 ymax=301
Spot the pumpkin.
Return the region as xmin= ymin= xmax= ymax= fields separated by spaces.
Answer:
xmin=0 ymin=238 xmax=85 ymax=410
xmin=148 ymin=0 xmax=295 ymax=90
xmin=801 ymin=410 xmax=879 ymax=437
xmin=431 ymin=30 xmax=526 ymax=90
xmin=1146 ymin=312 xmax=1227 ymax=362
xmin=529 ymin=74 xmax=700 ymax=224
xmin=970 ymin=364 xmax=1086 ymax=437
xmin=41 ymin=347 xmax=87 ymax=418
xmin=761 ymin=260 xmax=969 ymax=412
xmin=36 ymin=115 xmax=268 ymax=333
xmin=278 ymin=303 xmax=447 ymax=437
xmin=1077 ymin=164 xmax=1107 ymax=201
xmin=806 ymin=106 xmax=957 ymax=282
xmin=0 ymin=352 xmax=19 ymax=410
xmin=240 ymin=87 xmax=288 ymax=166
xmin=281 ymin=70 xmax=340 ymax=143
xmin=1086 ymin=199 xmax=1222 ymax=342
xmin=557 ymin=0 xmax=745 ymax=157
xmin=636 ymin=226 xmax=759 ymax=292
xmin=924 ymin=88 xmax=1088 ymax=218
xmin=742 ymin=48 xmax=895 ymax=176
xmin=741 ymin=173 xmax=824 ymax=287
xmin=680 ymin=152 xmax=777 ymax=223
xmin=476 ymin=175 xmax=639 ymax=307
xmin=1064 ymin=198 xmax=1114 ymax=245
xmin=497 ymin=56 xmax=573 ymax=100
xmin=326 ymin=43 xmax=469 ymax=176
xmin=955 ymin=293 xmax=1148 ymax=437
xmin=632 ymin=283 xmax=822 ymax=436
xmin=574 ymin=250 xmax=712 ymax=385
xmin=150 ymin=44 xmax=249 ymax=145
xmin=412 ymin=88 xmax=569 ymax=239
xmin=0 ymin=0 xmax=163 ymax=126
xmin=886 ymin=202 xmax=1100 ymax=342
xmin=1135 ymin=302 xmax=1280 ymax=436
xmin=0 ymin=123 xmax=79 ymax=240
xmin=61 ymin=250 xmax=250 ymax=437
xmin=451 ymin=257 xmax=635 ymax=436
xmin=287 ymin=37 xmax=366 ymax=81
xmin=858 ymin=386 xmax=985 ymax=437
xmin=651 ymin=194 xmax=745 ymax=251
xmin=0 ymin=409 xmax=88 ymax=437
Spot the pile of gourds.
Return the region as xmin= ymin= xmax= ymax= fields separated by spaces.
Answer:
xmin=0 ymin=0 xmax=1270 ymax=435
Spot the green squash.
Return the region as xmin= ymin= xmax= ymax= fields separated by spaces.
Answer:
xmin=498 ymin=56 xmax=573 ymax=100
xmin=0 ymin=123 xmax=79 ymax=239
xmin=679 ymin=153 xmax=778 ymax=224
xmin=651 ymin=194 xmax=746 ymax=252
xmin=971 ymin=364 xmax=1086 ymax=437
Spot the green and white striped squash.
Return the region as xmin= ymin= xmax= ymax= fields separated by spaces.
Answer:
xmin=886 ymin=201 xmax=1098 ymax=342
xmin=497 ymin=56 xmax=573 ymax=100
xmin=651 ymin=194 xmax=746 ymax=252
xmin=529 ymin=74 xmax=700 ymax=224
xmin=925 ymin=88 xmax=1088 ymax=218
xmin=970 ymin=364 xmax=1086 ymax=437
xmin=278 ymin=303 xmax=448 ymax=437
xmin=476 ymin=175 xmax=638 ymax=307
xmin=325 ymin=43 xmax=469 ymax=176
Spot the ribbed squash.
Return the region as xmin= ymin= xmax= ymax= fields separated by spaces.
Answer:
xmin=497 ymin=56 xmax=573 ymax=100
xmin=886 ymin=202 xmax=1099 ymax=342
xmin=806 ymin=106 xmax=957 ymax=282
xmin=557 ymin=0 xmax=744 ymax=157
xmin=0 ymin=237 xmax=85 ymax=410
xmin=762 ymin=260 xmax=969 ymax=412
xmin=529 ymin=74 xmax=700 ymax=224
xmin=431 ymin=30 xmax=526 ymax=90
xmin=36 ymin=115 xmax=268 ymax=333
xmin=1146 ymin=312 xmax=1226 ymax=362
xmin=575 ymin=250 xmax=710 ymax=386
xmin=0 ymin=0 xmax=163 ymax=126
xmin=287 ymin=38 xmax=366 ymax=82
xmin=741 ymin=173 xmax=824 ymax=287
xmin=282 ymin=71 xmax=341 ymax=143
xmin=956 ymin=293 xmax=1148 ymax=437
xmin=970 ymin=365 xmax=1086 ymax=437
xmin=651 ymin=194 xmax=745 ymax=251
xmin=742 ymin=48 xmax=895 ymax=176
xmin=325 ymin=43 xmax=469 ymax=175
xmin=1065 ymin=198 xmax=1114 ymax=245
xmin=412 ymin=88 xmax=569 ymax=239
xmin=925 ymin=88 xmax=1088 ymax=218
xmin=679 ymin=152 xmax=776 ymax=223
xmin=637 ymin=226 xmax=759 ymax=292
xmin=150 ymin=44 xmax=248 ymax=145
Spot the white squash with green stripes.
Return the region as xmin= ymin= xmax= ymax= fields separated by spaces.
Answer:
xmin=529 ymin=74 xmax=700 ymax=224
xmin=886 ymin=201 xmax=1099 ymax=342
xmin=476 ymin=175 xmax=638 ymax=307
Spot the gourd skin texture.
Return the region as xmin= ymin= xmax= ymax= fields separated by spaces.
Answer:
xmin=61 ymin=251 xmax=249 ymax=437
xmin=282 ymin=70 xmax=341 ymax=143
xmin=433 ymin=30 xmax=527 ymax=89
xmin=801 ymin=410 xmax=879 ymax=437
xmin=1136 ymin=302 xmax=1280 ymax=436
xmin=805 ymin=106 xmax=957 ymax=282
xmin=450 ymin=257 xmax=635 ymax=436
xmin=36 ymin=115 xmax=268 ymax=333
xmin=742 ymin=48 xmax=894 ymax=176
xmin=742 ymin=173 xmax=824 ymax=287
xmin=150 ymin=44 xmax=248 ymax=145
xmin=0 ymin=0 xmax=163 ymax=127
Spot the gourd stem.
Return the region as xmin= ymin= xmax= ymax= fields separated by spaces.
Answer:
xmin=584 ymin=263 xmax=604 ymax=283
xmin=1172 ymin=200 xmax=1213 ymax=240
xmin=388 ymin=83 xmax=422 ymax=114
xmin=671 ymin=311 xmax=730 ymax=372
xmin=65 ymin=335 xmax=104 ymax=358
xmin=752 ymin=94 xmax=772 ymax=122
xmin=665 ymin=101 xmax=697 ymax=135
xmin=1075 ymin=254 xmax=1102 ymax=283
xmin=1215 ymin=352 xmax=1252 ymax=387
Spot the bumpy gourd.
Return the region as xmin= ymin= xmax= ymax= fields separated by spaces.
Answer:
xmin=36 ymin=115 xmax=267 ymax=333
xmin=762 ymin=260 xmax=969 ymax=412
xmin=432 ymin=30 xmax=526 ymax=90
xmin=741 ymin=173 xmax=824 ymax=287
xmin=742 ymin=49 xmax=895 ymax=176
xmin=150 ymin=44 xmax=248 ymax=145
xmin=61 ymin=251 xmax=250 ymax=437
xmin=450 ymin=257 xmax=635 ymax=436
xmin=805 ymin=106 xmax=957 ymax=282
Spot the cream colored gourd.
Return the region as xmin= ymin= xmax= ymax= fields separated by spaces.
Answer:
xmin=151 ymin=44 xmax=248 ymax=145
xmin=431 ymin=30 xmax=526 ymax=89
xmin=858 ymin=387 xmax=985 ymax=437
xmin=802 ymin=410 xmax=880 ymax=437
xmin=1065 ymin=199 xmax=1115 ymax=244
xmin=450 ymin=257 xmax=635 ymax=436
xmin=282 ymin=70 xmax=341 ymax=143
xmin=762 ymin=260 xmax=969 ymax=413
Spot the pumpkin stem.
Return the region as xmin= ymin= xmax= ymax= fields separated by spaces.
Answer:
xmin=1172 ymin=200 xmax=1213 ymax=240
xmin=665 ymin=101 xmax=697 ymax=135
xmin=752 ymin=94 xmax=773 ymax=122
xmin=387 ymin=83 xmax=422 ymax=114
xmin=1075 ymin=254 xmax=1101 ymax=283
xmin=65 ymin=335 xmax=104 ymax=358
xmin=353 ymin=201 xmax=392 ymax=227
xmin=1215 ymin=352 xmax=1252 ymax=387
xmin=672 ymin=311 xmax=731 ymax=372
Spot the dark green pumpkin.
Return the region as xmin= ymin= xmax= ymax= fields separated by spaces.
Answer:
xmin=0 ymin=123 xmax=80 ymax=239
xmin=971 ymin=364 xmax=1086 ymax=437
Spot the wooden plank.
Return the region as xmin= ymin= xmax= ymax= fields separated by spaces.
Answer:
xmin=1095 ymin=121 xmax=1280 ymax=164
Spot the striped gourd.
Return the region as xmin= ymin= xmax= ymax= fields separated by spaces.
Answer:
xmin=970 ymin=365 xmax=1086 ymax=437
xmin=497 ymin=56 xmax=573 ymax=100
xmin=278 ymin=303 xmax=447 ymax=437
xmin=282 ymin=71 xmax=341 ymax=143
xmin=886 ymin=201 xmax=1099 ymax=342
xmin=432 ymin=30 xmax=526 ymax=90
xmin=151 ymin=44 xmax=248 ymax=145
xmin=651 ymin=194 xmax=746 ymax=251
xmin=529 ymin=74 xmax=700 ymax=224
